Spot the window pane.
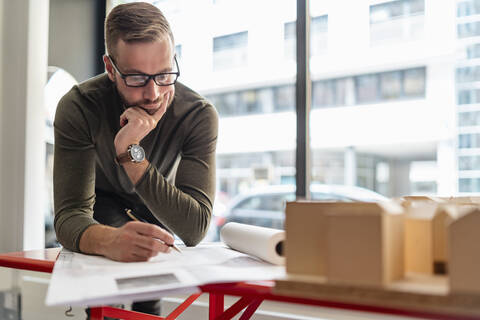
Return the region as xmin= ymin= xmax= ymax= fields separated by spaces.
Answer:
xmin=311 ymin=15 xmax=328 ymax=56
xmin=274 ymin=85 xmax=295 ymax=112
xmin=458 ymin=21 xmax=480 ymax=38
xmin=403 ymin=67 xmax=425 ymax=97
xmin=380 ymin=71 xmax=402 ymax=100
xmin=458 ymin=89 xmax=480 ymax=105
xmin=459 ymin=155 xmax=480 ymax=170
xmin=459 ymin=133 xmax=480 ymax=148
xmin=213 ymin=31 xmax=248 ymax=70
xmin=458 ymin=0 xmax=480 ymax=17
xmin=284 ymin=21 xmax=296 ymax=60
xmin=459 ymin=178 xmax=480 ymax=192
xmin=355 ymin=74 xmax=379 ymax=103
xmin=370 ymin=0 xmax=425 ymax=45
xmin=309 ymin=0 xmax=464 ymax=199
xmin=285 ymin=14 xmax=328 ymax=59
xmin=175 ymin=44 xmax=182 ymax=59
xmin=312 ymin=79 xmax=336 ymax=108
xmin=459 ymin=111 xmax=480 ymax=126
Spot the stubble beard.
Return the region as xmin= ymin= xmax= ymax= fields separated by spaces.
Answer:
xmin=114 ymin=81 xmax=164 ymax=115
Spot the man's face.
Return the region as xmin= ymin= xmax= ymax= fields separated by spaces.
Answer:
xmin=106 ymin=38 xmax=176 ymax=115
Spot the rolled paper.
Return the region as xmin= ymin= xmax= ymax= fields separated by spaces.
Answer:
xmin=220 ymin=222 xmax=285 ymax=265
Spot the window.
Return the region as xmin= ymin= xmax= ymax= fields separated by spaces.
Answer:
xmin=213 ymin=31 xmax=248 ymax=70
xmin=312 ymin=79 xmax=336 ymax=108
xmin=465 ymin=43 xmax=480 ymax=59
xmin=409 ymin=161 xmax=438 ymax=195
xmin=458 ymin=89 xmax=480 ymax=105
xmin=210 ymin=68 xmax=423 ymax=115
xmin=256 ymin=88 xmax=275 ymax=114
xmin=459 ymin=133 xmax=480 ymax=148
xmin=312 ymin=68 xmax=424 ymax=108
xmin=175 ymin=44 xmax=182 ymax=60
xmin=284 ymin=21 xmax=296 ymax=60
xmin=355 ymin=74 xmax=379 ymax=103
xmin=370 ymin=0 xmax=425 ymax=45
xmin=311 ymin=151 xmax=345 ymax=185
xmin=403 ymin=67 xmax=425 ymax=96
xmin=370 ymin=0 xmax=425 ymax=22
xmin=411 ymin=181 xmax=437 ymax=194
xmin=459 ymin=178 xmax=480 ymax=192
xmin=457 ymin=0 xmax=480 ymax=17
xmin=206 ymin=87 xmax=279 ymax=117
xmin=311 ymin=15 xmax=328 ymax=56
xmin=44 ymin=67 xmax=78 ymax=247
xmin=284 ymin=14 xmax=328 ymax=60
xmin=238 ymin=90 xmax=260 ymax=115
xmin=459 ymin=111 xmax=480 ymax=126
xmin=312 ymin=78 xmax=347 ymax=108
xmin=458 ymin=22 xmax=480 ymax=39
xmin=274 ymin=85 xmax=295 ymax=112
xmin=459 ymin=155 xmax=480 ymax=170
xmin=354 ymin=67 xmax=425 ymax=104
xmin=456 ymin=66 xmax=480 ymax=83
xmin=380 ymin=71 xmax=402 ymax=100
xmin=105 ymin=0 xmax=465 ymax=233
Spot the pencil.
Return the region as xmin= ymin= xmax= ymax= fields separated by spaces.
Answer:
xmin=125 ymin=208 xmax=182 ymax=253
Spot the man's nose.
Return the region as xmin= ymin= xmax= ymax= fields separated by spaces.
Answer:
xmin=143 ymin=78 xmax=160 ymax=102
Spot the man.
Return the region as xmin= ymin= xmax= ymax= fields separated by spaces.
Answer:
xmin=53 ymin=2 xmax=217 ymax=315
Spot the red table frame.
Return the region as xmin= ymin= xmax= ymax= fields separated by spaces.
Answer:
xmin=1 ymin=248 xmax=479 ymax=320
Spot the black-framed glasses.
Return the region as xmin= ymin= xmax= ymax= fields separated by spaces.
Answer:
xmin=109 ymin=55 xmax=180 ymax=87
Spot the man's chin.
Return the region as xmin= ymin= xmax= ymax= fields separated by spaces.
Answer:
xmin=142 ymin=106 xmax=161 ymax=115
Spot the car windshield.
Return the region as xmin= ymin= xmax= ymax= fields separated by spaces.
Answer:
xmin=235 ymin=193 xmax=295 ymax=211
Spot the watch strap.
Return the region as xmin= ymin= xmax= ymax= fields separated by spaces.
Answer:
xmin=116 ymin=152 xmax=131 ymax=164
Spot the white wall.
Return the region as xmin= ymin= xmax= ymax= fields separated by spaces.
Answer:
xmin=0 ymin=0 xmax=49 ymax=253
xmin=0 ymin=2 xmax=4 ymax=220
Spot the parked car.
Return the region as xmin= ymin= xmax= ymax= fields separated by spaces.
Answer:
xmin=206 ymin=184 xmax=389 ymax=241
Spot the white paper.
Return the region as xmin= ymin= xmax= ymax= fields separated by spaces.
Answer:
xmin=46 ymin=242 xmax=284 ymax=307
xmin=220 ymin=222 xmax=285 ymax=265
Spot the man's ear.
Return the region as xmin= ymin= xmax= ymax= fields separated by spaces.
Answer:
xmin=103 ymin=55 xmax=115 ymax=81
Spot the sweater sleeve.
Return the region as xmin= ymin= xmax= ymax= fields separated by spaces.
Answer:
xmin=134 ymin=103 xmax=218 ymax=246
xmin=53 ymin=89 xmax=99 ymax=252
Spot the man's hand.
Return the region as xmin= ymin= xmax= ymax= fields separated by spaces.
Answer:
xmin=114 ymin=91 xmax=172 ymax=156
xmin=79 ymin=222 xmax=175 ymax=262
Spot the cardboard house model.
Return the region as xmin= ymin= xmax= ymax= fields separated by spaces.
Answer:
xmin=401 ymin=200 xmax=457 ymax=275
xmin=444 ymin=196 xmax=480 ymax=204
xmin=448 ymin=207 xmax=480 ymax=294
xmin=285 ymin=201 xmax=404 ymax=287
xmin=285 ymin=201 xmax=329 ymax=277
xmin=401 ymin=195 xmax=446 ymax=203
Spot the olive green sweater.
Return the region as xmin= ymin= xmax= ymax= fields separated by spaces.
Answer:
xmin=53 ymin=74 xmax=218 ymax=252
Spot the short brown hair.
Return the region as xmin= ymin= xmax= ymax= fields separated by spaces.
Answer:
xmin=105 ymin=2 xmax=174 ymax=58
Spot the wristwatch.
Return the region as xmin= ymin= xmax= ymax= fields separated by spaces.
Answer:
xmin=116 ymin=144 xmax=146 ymax=164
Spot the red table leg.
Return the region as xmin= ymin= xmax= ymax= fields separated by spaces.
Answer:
xmin=216 ymin=297 xmax=254 ymax=320
xmin=209 ymin=293 xmax=224 ymax=319
xmin=89 ymin=307 xmax=104 ymax=320
xmin=165 ymin=293 xmax=202 ymax=320
xmin=100 ymin=306 xmax=165 ymax=320
xmin=239 ymin=299 xmax=263 ymax=320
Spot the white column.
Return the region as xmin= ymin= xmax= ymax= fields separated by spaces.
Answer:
xmin=437 ymin=140 xmax=457 ymax=195
xmin=0 ymin=0 xmax=49 ymax=252
xmin=389 ymin=159 xmax=411 ymax=197
xmin=344 ymin=146 xmax=356 ymax=186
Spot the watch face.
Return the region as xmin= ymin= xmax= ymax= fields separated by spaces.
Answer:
xmin=129 ymin=144 xmax=145 ymax=162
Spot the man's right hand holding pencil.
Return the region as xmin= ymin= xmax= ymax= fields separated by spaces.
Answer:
xmin=79 ymin=222 xmax=175 ymax=262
